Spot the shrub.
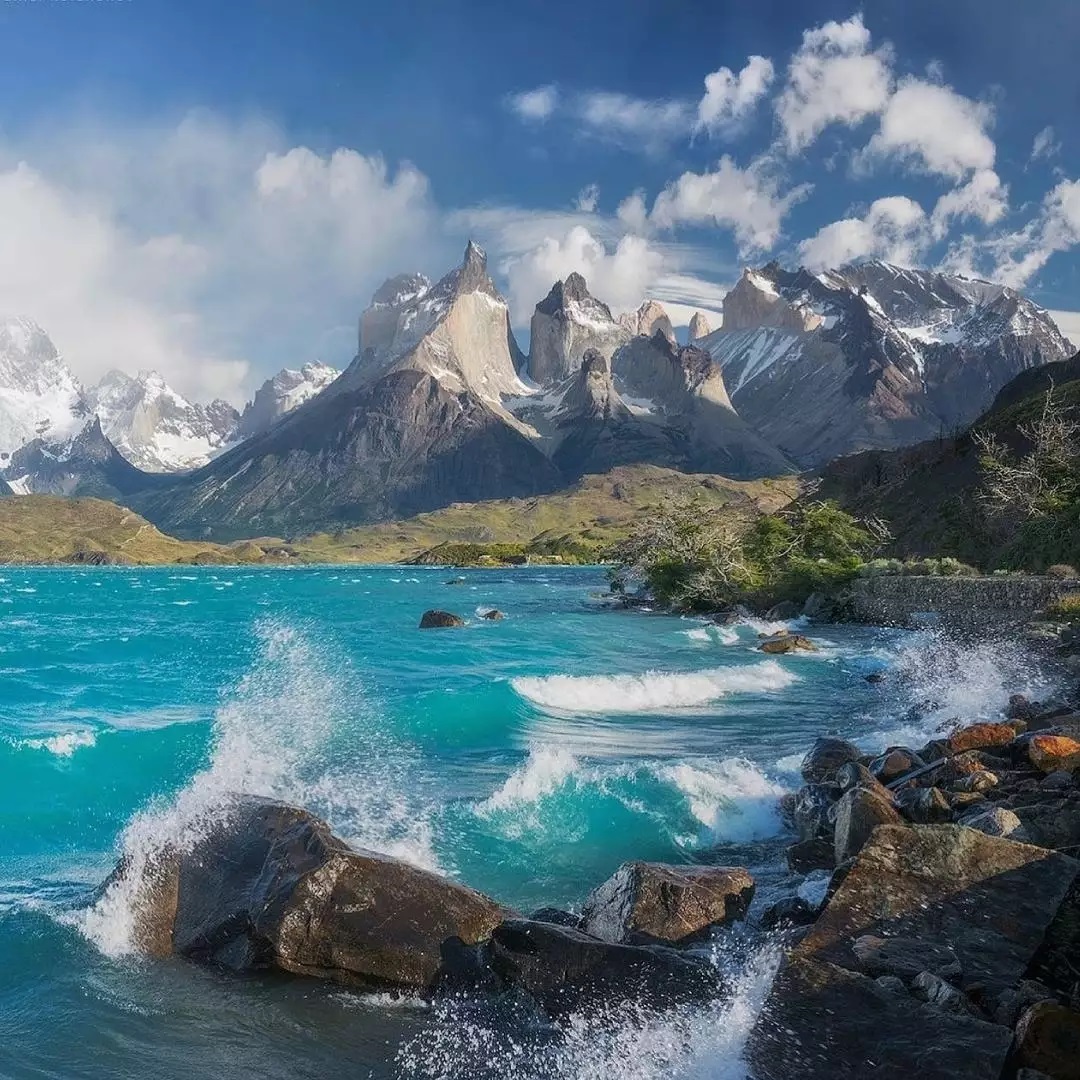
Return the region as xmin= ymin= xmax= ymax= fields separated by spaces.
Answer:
xmin=1046 ymin=593 xmax=1080 ymax=619
xmin=1046 ymin=564 xmax=1079 ymax=579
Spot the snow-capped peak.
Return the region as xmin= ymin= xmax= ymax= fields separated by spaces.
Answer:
xmin=236 ymin=361 xmax=341 ymax=439
xmin=86 ymin=369 xmax=239 ymax=473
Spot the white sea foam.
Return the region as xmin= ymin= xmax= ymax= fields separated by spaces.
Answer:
xmin=398 ymin=940 xmax=781 ymax=1080
xmin=22 ymin=730 xmax=96 ymax=757
xmin=659 ymin=759 xmax=789 ymax=844
xmin=511 ymin=661 xmax=798 ymax=714
xmin=76 ymin=621 xmax=441 ymax=958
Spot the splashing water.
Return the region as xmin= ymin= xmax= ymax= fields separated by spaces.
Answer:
xmin=77 ymin=620 xmax=439 ymax=957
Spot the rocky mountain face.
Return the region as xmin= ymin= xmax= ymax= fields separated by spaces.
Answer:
xmin=87 ymin=370 xmax=240 ymax=472
xmin=527 ymin=273 xmax=631 ymax=385
xmin=701 ymin=261 xmax=1074 ymax=467
xmin=235 ymin=362 xmax=340 ymax=440
xmin=131 ymin=244 xmax=562 ymax=539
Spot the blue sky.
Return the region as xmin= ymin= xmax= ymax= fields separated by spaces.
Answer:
xmin=0 ymin=0 xmax=1077 ymax=401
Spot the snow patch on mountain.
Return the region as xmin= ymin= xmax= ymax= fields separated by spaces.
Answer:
xmin=236 ymin=361 xmax=340 ymax=440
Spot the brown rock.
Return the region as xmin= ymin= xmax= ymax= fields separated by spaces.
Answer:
xmin=1028 ymin=734 xmax=1080 ymax=774
xmin=419 ymin=609 xmax=465 ymax=628
xmin=1015 ymin=1001 xmax=1080 ymax=1080
xmin=480 ymin=609 xmax=505 ymax=621
xmin=581 ymin=862 xmax=754 ymax=945
xmin=833 ymin=785 xmax=903 ymax=863
xmin=851 ymin=934 xmax=961 ymax=981
xmin=760 ymin=633 xmax=818 ymax=654
xmin=797 ymin=824 xmax=1079 ymax=995
xmin=945 ymin=723 xmax=1018 ymax=755
xmin=100 ymin=796 xmax=505 ymax=990
xmin=870 ymin=747 xmax=924 ymax=784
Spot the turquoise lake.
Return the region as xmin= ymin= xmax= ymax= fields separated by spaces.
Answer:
xmin=0 ymin=566 xmax=1049 ymax=1079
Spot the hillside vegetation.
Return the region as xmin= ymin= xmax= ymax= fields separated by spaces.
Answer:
xmin=818 ymin=352 xmax=1080 ymax=571
xmin=0 ymin=466 xmax=799 ymax=566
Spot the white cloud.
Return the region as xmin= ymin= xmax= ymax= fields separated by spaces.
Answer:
xmin=697 ymin=55 xmax=775 ymax=135
xmin=798 ymin=195 xmax=928 ymax=269
xmin=616 ymin=190 xmax=649 ymax=233
xmin=506 ymin=85 xmax=559 ymax=122
xmin=502 ymin=225 xmax=666 ymax=324
xmin=1049 ymin=310 xmax=1080 ymax=348
xmin=575 ymin=92 xmax=693 ymax=151
xmin=930 ymin=169 xmax=1007 ymax=240
xmin=650 ymin=155 xmax=811 ymax=254
xmin=775 ymin=13 xmax=893 ymax=152
xmin=862 ymin=78 xmax=995 ymax=179
xmin=0 ymin=113 xmax=437 ymax=403
xmin=575 ymin=183 xmax=600 ymax=213
xmin=1031 ymin=126 xmax=1061 ymax=163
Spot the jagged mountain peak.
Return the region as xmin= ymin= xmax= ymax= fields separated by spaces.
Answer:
xmin=619 ymin=300 xmax=675 ymax=343
xmin=688 ymin=312 xmax=712 ymax=341
xmin=236 ymin=361 xmax=340 ymax=441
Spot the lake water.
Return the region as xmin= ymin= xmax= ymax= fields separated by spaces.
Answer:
xmin=0 ymin=566 xmax=1050 ymax=1079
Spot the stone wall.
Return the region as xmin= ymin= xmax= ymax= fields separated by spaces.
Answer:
xmin=850 ymin=575 xmax=1080 ymax=630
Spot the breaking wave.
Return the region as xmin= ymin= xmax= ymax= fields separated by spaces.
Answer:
xmin=511 ymin=661 xmax=798 ymax=714
xmin=18 ymin=730 xmax=97 ymax=757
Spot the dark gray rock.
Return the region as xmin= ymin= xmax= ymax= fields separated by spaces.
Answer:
xmin=528 ymin=907 xmax=582 ymax=929
xmin=801 ymin=737 xmax=862 ymax=784
xmin=786 ymin=837 xmax=836 ymax=874
xmin=760 ymin=896 xmax=819 ymax=931
xmin=793 ymin=783 xmax=838 ymax=842
xmin=835 ymin=762 xmax=882 ymax=794
xmin=851 ymin=934 xmax=961 ymax=982
xmin=895 ymin=786 xmax=953 ymax=824
xmin=746 ymin=957 xmax=1012 ymax=1080
xmin=833 ymin=785 xmax=903 ymax=863
xmin=485 ymin=918 xmax=724 ymax=1018
xmin=910 ymin=970 xmax=977 ymax=1015
xmin=869 ymin=747 xmax=924 ymax=784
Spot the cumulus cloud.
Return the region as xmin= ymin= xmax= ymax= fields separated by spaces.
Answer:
xmin=506 ymin=85 xmax=559 ymax=122
xmin=575 ymin=183 xmax=600 ymax=213
xmin=501 ymin=225 xmax=666 ymax=324
xmin=696 ymin=55 xmax=775 ymax=135
xmin=775 ymin=13 xmax=893 ymax=152
xmin=861 ymin=78 xmax=995 ymax=179
xmin=616 ymin=190 xmax=649 ymax=234
xmin=650 ymin=156 xmax=811 ymax=254
xmin=930 ymin=169 xmax=1007 ymax=240
xmin=798 ymin=196 xmax=928 ymax=269
xmin=0 ymin=112 xmax=437 ymax=402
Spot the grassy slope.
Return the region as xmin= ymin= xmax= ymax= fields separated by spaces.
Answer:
xmin=0 ymin=466 xmax=799 ymax=566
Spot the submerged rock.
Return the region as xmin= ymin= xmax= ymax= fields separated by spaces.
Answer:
xmin=760 ymin=633 xmax=817 ymax=655
xmin=101 ymin=795 xmax=505 ymax=991
xmin=480 ymin=609 xmax=505 ymax=621
xmin=581 ymin=862 xmax=754 ymax=945
xmin=419 ymin=610 xmax=465 ymax=628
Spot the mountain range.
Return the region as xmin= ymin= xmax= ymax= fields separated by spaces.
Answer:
xmin=0 ymin=243 xmax=1072 ymax=539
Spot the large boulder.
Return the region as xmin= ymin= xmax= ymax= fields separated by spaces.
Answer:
xmin=581 ymin=862 xmax=753 ymax=945
xmin=419 ymin=610 xmax=465 ymax=629
xmin=894 ymin=786 xmax=953 ymax=825
xmin=483 ymin=918 xmax=723 ymax=1018
xmin=1015 ymin=1001 xmax=1080 ymax=1080
xmin=793 ymin=783 xmax=838 ymax=842
xmin=1027 ymin=734 xmax=1080 ymax=773
xmin=869 ymin=747 xmax=924 ymax=784
xmin=833 ymin=786 xmax=903 ymax=863
xmin=101 ymin=796 xmax=505 ymax=991
xmin=944 ymin=722 xmax=1019 ymax=755
xmin=798 ymin=825 xmax=1079 ymax=995
xmin=801 ymin=737 xmax=862 ymax=784
xmin=747 ymin=957 xmax=1013 ymax=1080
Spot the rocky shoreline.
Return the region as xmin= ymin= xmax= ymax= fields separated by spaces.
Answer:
xmin=92 ymin=614 xmax=1080 ymax=1079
